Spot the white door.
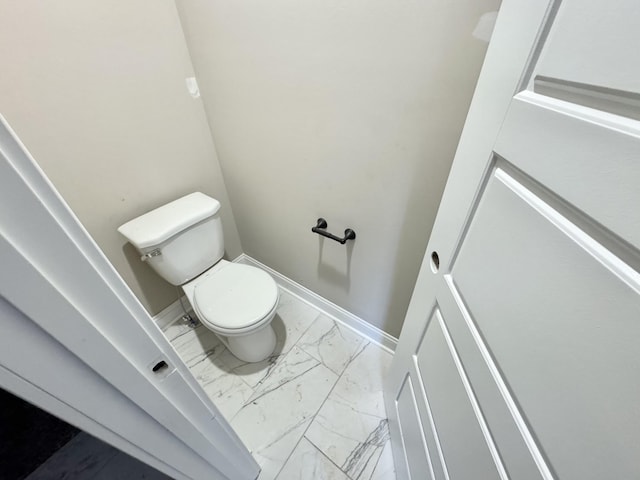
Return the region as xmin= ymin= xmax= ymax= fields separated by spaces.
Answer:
xmin=385 ymin=1 xmax=640 ymax=479
xmin=0 ymin=116 xmax=259 ymax=480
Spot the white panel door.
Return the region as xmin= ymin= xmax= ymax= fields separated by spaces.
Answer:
xmin=0 ymin=116 xmax=259 ymax=480
xmin=385 ymin=1 xmax=640 ymax=479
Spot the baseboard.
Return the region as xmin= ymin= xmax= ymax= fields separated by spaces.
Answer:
xmin=153 ymin=296 xmax=191 ymax=330
xmin=154 ymin=255 xmax=399 ymax=353
xmin=233 ymin=254 xmax=398 ymax=353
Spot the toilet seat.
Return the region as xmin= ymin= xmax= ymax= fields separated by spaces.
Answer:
xmin=192 ymin=263 xmax=279 ymax=335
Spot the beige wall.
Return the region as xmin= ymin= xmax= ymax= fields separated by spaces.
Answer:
xmin=175 ymin=0 xmax=499 ymax=337
xmin=0 ymin=1 xmax=242 ymax=315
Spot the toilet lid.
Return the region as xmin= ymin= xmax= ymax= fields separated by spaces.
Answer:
xmin=193 ymin=264 xmax=279 ymax=331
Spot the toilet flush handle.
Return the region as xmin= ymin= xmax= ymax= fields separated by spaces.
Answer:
xmin=141 ymin=248 xmax=162 ymax=262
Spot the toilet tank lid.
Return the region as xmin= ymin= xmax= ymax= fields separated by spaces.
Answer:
xmin=117 ymin=192 xmax=221 ymax=249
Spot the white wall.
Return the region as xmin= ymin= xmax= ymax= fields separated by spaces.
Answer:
xmin=0 ymin=0 xmax=242 ymax=315
xmin=175 ymin=0 xmax=500 ymax=337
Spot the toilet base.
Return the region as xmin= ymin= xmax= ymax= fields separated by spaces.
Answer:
xmin=217 ymin=323 xmax=277 ymax=363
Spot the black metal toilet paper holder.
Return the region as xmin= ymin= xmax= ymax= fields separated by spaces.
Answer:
xmin=311 ymin=218 xmax=356 ymax=244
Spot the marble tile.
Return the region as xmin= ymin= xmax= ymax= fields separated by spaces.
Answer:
xmin=231 ymin=353 xmax=283 ymax=390
xmin=306 ymin=344 xmax=393 ymax=480
xmin=203 ymin=368 xmax=254 ymax=422
xmin=350 ymin=422 xmax=392 ymax=480
xmin=247 ymin=346 xmax=321 ymax=403
xmin=161 ymin=318 xmax=193 ymax=341
xmin=190 ymin=348 xmax=255 ymax=420
xmin=187 ymin=344 xmax=229 ymax=385
xmin=370 ymin=439 xmax=396 ymax=480
xmin=170 ymin=324 xmax=221 ymax=366
xmin=276 ymin=438 xmax=350 ymax=480
xmin=297 ymin=314 xmax=369 ymax=376
xmin=310 ymin=406 xmax=390 ymax=480
xmin=229 ymin=290 xmax=320 ymax=390
xmin=328 ymin=342 xmax=391 ymax=418
xmin=162 ymin=286 xmax=396 ymax=480
xmin=231 ymin=347 xmax=338 ymax=480
xmin=273 ymin=289 xmax=320 ymax=353
xmin=253 ymin=419 xmax=311 ymax=480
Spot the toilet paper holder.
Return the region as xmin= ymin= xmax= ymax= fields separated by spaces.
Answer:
xmin=311 ymin=218 xmax=356 ymax=244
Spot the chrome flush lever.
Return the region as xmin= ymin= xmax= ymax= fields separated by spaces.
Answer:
xmin=140 ymin=248 xmax=162 ymax=262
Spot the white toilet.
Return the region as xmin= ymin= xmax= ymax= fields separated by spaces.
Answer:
xmin=118 ymin=192 xmax=279 ymax=363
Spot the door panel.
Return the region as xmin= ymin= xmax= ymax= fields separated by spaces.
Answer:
xmin=437 ymin=284 xmax=544 ymax=480
xmin=386 ymin=1 xmax=640 ymax=479
xmin=452 ymin=166 xmax=640 ymax=479
xmin=416 ymin=311 xmax=501 ymax=480
xmin=0 ymin=116 xmax=258 ymax=480
xmin=495 ymin=94 xmax=640 ymax=249
xmin=396 ymin=375 xmax=434 ymax=480
xmin=534 ymin=0 xmax=640 ymax=97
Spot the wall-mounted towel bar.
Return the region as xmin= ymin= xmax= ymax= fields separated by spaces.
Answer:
xmin=311 ymin=218 xmax=356 ymax=244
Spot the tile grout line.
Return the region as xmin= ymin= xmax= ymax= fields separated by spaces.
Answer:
xmin=271 ymin=329 xmax=368 ymax=479
xmin=162 ymin=320 xmax=201 ymax=342
xmin=232 ymin=357 xmax=273 ymax=391
xmin=341 ymin=418 xmax=391 ymax=480
xmin=272 ymin=427 xmax=307 ymax=480
xmin=246 ymin=363 xmax=321 ymax=406
xmin=310 ymin=340 xmax=394 ymax=480
xmin=306 ymin=436 xmax=354 ymax=479
xmin=263 ymin=308 xmax=328 ymax=480
xmin=363 ymin=440 xmax=388 ymax=480
xmin=167 ymin=289 xmax=390 ymax=480
xmin=238 ymin=309 xmax=322 ymax=392
xmin=237 ymin=304 xmax=322 ymax=393
xmin=279 ymin=343 xmax=372 ymax=480
xmin=230 ymin=302 xmax=328 ymax=476
xmin=272 ymin=343 xmax=362 ymax=480
xmin=297 ymin=319 xmax=370 ymax=378
xmin=173 ymin=293 xmax=324 ymax=428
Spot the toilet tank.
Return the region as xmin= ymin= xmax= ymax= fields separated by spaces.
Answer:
xmin=118 ymin=192 xmax=225 ymax=286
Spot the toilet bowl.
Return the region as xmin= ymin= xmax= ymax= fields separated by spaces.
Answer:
xmin=183 ymin=260 xmax=279 ymax=362
xmin=117 ymin=192 xmax=280 ymax=363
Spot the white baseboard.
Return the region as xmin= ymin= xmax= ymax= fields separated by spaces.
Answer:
xmin=153 ymin=296 xmax=192 ymax=330
xmin=153 ymin=255 xmax=398 ymax=353
xmin=233 ymin=254 xmax=397 ymax=353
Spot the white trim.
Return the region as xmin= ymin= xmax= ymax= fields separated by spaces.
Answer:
xmin=154 ymin=296 xmax=192 ymax=330
xmin=0 ymin=296 xmax=190 ymax=480
xmin=385 ymin=1 xmax=558 ymax=477
xmin=0 ymin=114 xmax=258 ymax=480
xmin=233 ymin=254 xmax=398 ymax=353
xmin=436 ymin=309 xmax=509 ymax=480
xmin=445 ymin=275 xmax=554 ymax=480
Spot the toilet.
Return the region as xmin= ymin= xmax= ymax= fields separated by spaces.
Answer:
xmin=118 ymin=192 xmax=279 ymax=363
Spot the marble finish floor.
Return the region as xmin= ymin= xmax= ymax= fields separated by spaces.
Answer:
xmin=163 ymin=289 xmax=396 ymax=480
